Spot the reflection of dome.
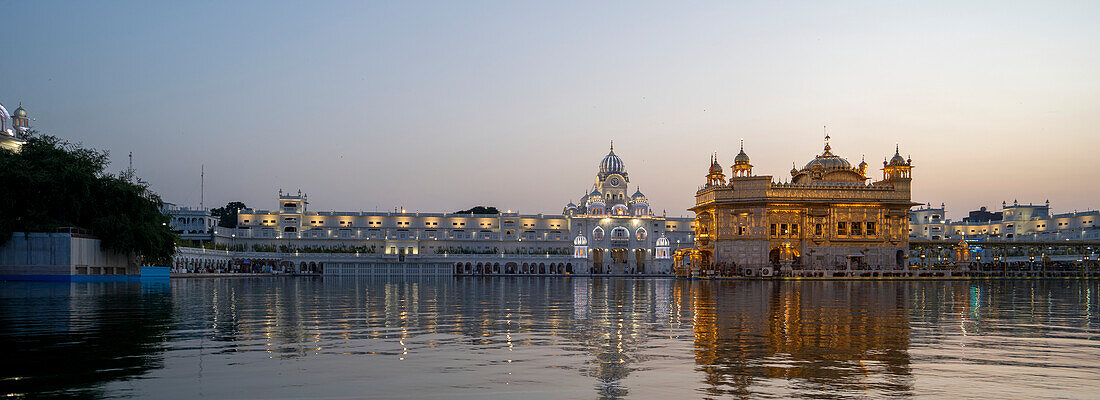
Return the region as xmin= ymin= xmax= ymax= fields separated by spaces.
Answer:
xmin=574 ymin=234 xmax=588 ymax=246
xmin=600 ymin=142 xmax=625 ymax=174
xmin=656 ymin=236 xmax=669 ymax=247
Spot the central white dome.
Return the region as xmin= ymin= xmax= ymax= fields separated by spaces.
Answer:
xmin=600 ymin=148 xmax=624 ymax=174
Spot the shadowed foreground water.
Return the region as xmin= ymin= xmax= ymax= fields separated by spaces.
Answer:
xmin=1 ymin=278 xmax=1098 ymax=399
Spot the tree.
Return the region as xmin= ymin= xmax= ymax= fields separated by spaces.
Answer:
xmin=212 ymin=201 xmax=247 ymax=228
xmin=455 ymin=205 xmax=500 ymax=214
xmin=0 ymin=133 xmax=176 ymax=265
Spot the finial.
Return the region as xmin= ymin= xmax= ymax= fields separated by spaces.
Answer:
xmin=740 ymin=138 xmax=744 ymax=152
xmin=610 ymin=140 xmax=614 ymax=152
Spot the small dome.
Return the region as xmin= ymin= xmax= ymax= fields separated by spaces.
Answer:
xmin=734 ymin=140 xmax=750 ymax=165
xmin=13 ymin=104 xmax=27 ymax=118
xmin=656 ymin=236 xmax=670 ymax=247
xmin=599 ymin=142 xmax=625 ymax=175
xmin=574 ymin=234 xmax=588 ymax=246
xmin=566 ymin=202 xmax=577 ymax=209
xmin=708 ymin=154 xmax=724 ymax=175
xmin=888 ymin=145 xmax=907 ymax=166
xmin=631 ymin=188 xmax=646 ymax=199
xmin=586 ymin=188 xmax=604 ymax=205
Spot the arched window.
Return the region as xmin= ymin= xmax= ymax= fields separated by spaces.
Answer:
xmin=592 ymin=226 xmax=604 ymax=240
xmin=636 ymin=228 xmax=647 ymax=241
xmin=611 ymin=226 xmax=629 ymax=239
xmin=612 ymin=204 xmax=628 ymax=216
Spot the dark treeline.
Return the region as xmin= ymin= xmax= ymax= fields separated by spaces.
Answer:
xmin=455 ymin=206 xmax=500 ymax=214
xmin=0 ymin=133 xmax=175 ymax=265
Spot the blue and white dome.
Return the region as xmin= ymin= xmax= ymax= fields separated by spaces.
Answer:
xmin=599 ymin=143 xmax=625 ymax=175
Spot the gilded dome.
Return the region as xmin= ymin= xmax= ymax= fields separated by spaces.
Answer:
xmin=803 ymin=143 xmax=852 ymax=170
xmin=734 ymin=140 xmax=750 ymax=165
xmin=791 ymin=134 xmax=867 ymax=184
xmin=708 ymin=154 xmax=723 ymax=175
xmin=888 ymin=145 xmax=907 ymax=166
xmin=13 ymin=104 xmax=27 ymax=118
xmin=805 ymin=135 xmax=853 ymax=170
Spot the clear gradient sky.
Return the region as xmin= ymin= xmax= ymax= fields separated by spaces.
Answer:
xmin=2 ymin=1 xmax=1098 ymax=219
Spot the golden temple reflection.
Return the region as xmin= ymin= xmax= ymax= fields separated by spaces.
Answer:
xmin=678 ymin=280 xmax=914 ymax=397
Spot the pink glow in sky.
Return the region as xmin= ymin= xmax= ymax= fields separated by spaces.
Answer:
xmin=3 ymin=1 xmax=1098 ymax=220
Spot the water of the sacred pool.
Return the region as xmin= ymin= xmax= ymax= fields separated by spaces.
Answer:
xmin=1 ymin=278 xmax=1098 ymax=399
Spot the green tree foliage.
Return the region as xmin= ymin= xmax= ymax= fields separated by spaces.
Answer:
xmin=211 ymin=201 xmax=246 ymax=228
xmin=455 ymin=205 xmax=500 ymax=214
xmin=0 ymin=134 xmax=176 ymax=265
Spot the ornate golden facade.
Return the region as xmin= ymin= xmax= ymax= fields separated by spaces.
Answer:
xmin=686 ymin=136 xmax=917 ymax=276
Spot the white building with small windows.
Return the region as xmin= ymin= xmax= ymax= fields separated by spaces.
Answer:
xmin=163 ymin=204 xmax=220 ymax=242
xmin=910 ymin=200 xmax=1100 ymax=242
xmin=208 ymin=144 xmax=694 ymax=275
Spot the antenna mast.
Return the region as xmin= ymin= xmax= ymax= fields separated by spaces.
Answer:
xmin=200 ymin=164 xmax=205 ymax=210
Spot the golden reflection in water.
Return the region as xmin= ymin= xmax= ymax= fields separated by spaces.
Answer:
xmin=680 ymin=280 xmax=914 ymax=397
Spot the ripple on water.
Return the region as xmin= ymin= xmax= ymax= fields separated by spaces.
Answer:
xmin=1 ymin=278 xmax=1099 ymax=399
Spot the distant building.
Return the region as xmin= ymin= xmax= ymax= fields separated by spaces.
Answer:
xmin=0 ymin=101 xmax=31 ymax=152
xmin=212 ymin=144 xmax=694 ymax=275
xmin=163 ymin=204 xmax=220 ymax=242
xmin=963 ymin=206 xmax=1002 ymax=223
xmin=909 ymin=200 xmax=1100 ymax=241
xmin=689 ymin=137 xmax=917 ymax=275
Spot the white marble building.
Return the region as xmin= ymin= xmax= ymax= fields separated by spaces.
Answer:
xmin=212 ymin=144 xmax=694 ymax=275
xmin=0 ymin=101 xmax=30 ymax=152
xmin=910 ymin=200 xmax=1100 ymax=241
xmin=163 ymin=204 xmax=220 ymax=242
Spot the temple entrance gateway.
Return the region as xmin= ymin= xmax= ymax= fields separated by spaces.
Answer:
xmin=610 ymin=248 xmax=628 ymax=274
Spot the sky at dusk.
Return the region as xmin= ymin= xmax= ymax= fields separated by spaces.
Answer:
xmin=2 ymin=1 xmax=1098 ymax=220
